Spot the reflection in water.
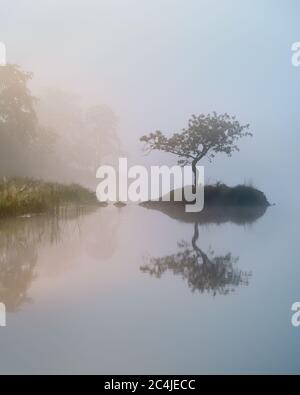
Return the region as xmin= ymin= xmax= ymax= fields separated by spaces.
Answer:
xmin=0 ymin=203 xmax=268 ymax=310
xmin=141 ymin=201 xmax=268 ymax=226
xmin=0 ymin=234 xmax=37 ymax=312
xmin=83 ymin=208 xmax=121 ymax=262
xmin=0 ymin=206 xmax=96 ymax=312
xmin=141 ymin=205 xmax=267 ymax=295
xmin=141 ymin=222 xmax=250 ymax=295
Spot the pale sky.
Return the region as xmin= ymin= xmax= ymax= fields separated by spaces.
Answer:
xmin=1 ymin=0 xmax=300 ymax=204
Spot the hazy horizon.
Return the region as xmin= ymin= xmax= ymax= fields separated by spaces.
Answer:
xmin=1 ymin=0 xmax=300 ymax=204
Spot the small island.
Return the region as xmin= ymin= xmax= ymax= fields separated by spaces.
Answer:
xmin=141 ymin=183 xmax=269 ymax=225
xmin=140 ymin=113 xmax=270 ymax=213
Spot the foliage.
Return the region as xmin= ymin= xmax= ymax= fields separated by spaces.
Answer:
xmin=0 ymin=64 xmax=37 ymax=144
xmin=141 ymin=112 xmax=252 ymax=166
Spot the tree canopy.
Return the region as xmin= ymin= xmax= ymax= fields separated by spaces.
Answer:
xmin=0 ymin=64 xmax=38 ymax=145
xmin=0 ymin=64 xmax=42 ymax=175
xmin=141 ymin=112 xmax=252 ymax=166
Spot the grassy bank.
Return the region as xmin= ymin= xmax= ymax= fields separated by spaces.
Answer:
xmin=0 ymin=178 xmax=98 ymax=218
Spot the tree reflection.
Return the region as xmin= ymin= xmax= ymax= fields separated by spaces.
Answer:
xmin=0 ymin=207 xmax=95 ymax=311
xmin=141 ymin=222 xmax=250 ymax=296
xmin=0 ymin=237 xmax=37 ymax=311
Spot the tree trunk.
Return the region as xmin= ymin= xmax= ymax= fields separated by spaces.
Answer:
xmin=192 ymin=222 xmax=210 ymax=265
xmin=192 ymin=159 xmax=198 ymax=193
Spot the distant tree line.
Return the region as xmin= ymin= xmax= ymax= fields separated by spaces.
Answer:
xmin=0 ymin=64 xmax=121 ymax=185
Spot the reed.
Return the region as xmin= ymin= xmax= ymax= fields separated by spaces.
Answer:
xmin=0 ymin=177 xmax=97 ymax=218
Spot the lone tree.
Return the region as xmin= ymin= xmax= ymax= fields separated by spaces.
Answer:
xmin=140 ymin=112 xmax=252 ymax=189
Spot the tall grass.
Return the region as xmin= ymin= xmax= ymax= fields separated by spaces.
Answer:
xmin=0 ymin=178 xmax=98 ymax=218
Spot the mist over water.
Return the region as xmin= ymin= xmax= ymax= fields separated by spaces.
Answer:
xmin=1 ymin=0 xmax=299 ymax=203
xmin=0 ymin=0 xmax=300 ymax=374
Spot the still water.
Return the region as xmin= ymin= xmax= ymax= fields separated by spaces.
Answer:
xmin=0 ymin=203 xmax=299 ymax=374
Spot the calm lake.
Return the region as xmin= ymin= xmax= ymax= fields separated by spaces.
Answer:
xmin=0 ymin=203 xmax=299 ymax=374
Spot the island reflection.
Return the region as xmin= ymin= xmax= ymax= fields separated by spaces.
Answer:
xmin=140 ymin=204 xmax=267 ymax=295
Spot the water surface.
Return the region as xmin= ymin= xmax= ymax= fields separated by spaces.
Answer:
xmin=0 ymin=204 xmax=299 ymax=374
